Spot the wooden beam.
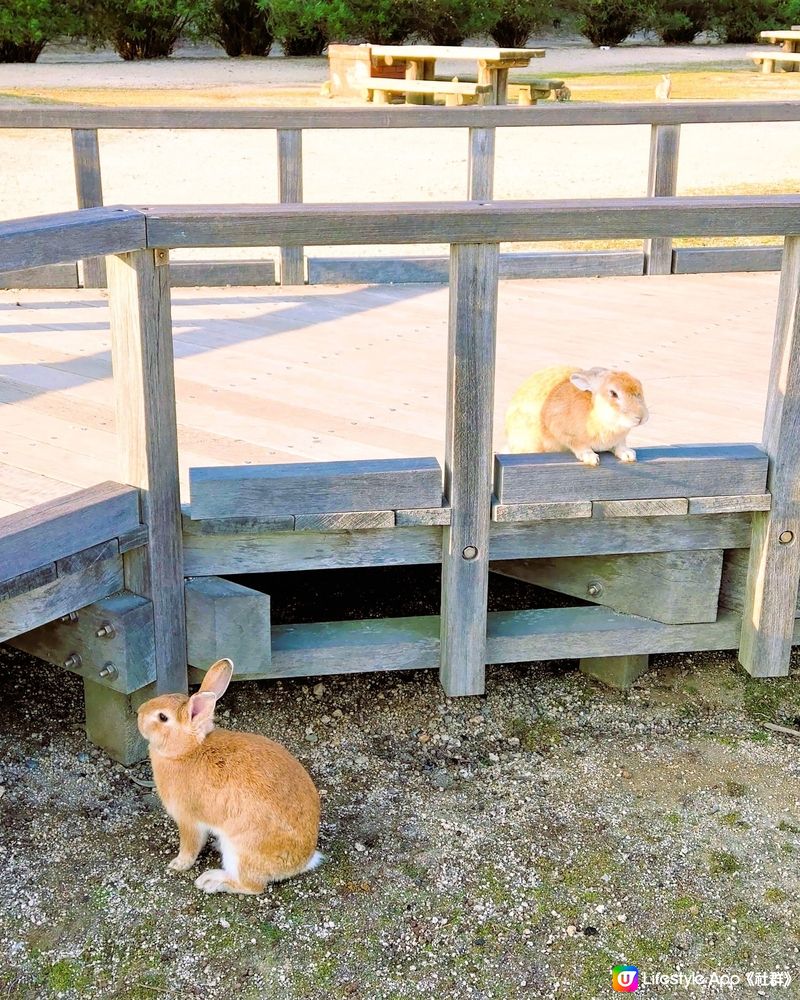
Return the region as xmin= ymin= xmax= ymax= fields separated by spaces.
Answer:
xmin=494 ymin=445 xmax=768 ymax=504
xmin=467 ymin=126 xmax=495 ymax=201
xmin=580 ymin=654 xmax=650 ymax=689
xmin=492 ymin=500 xmax=592 ymax=522
xmin=294 ymin=510 xmax=395 ymax=531
xmin=0 ymin=263 xmax=79 ymax=289
xmin=107 ymin=249 xmax=186 ymax=695
xmin=395 ymin=506 xmax=451 ymax=526
xmin=740 ymin=235 xmax=800 ymax=677
xmin=644 ymin=124 xmax=681 ymax=275
xmin=83 ymin=678 xmax=151 ymax=765
xmin=592 ymin=498 xmax=689 ymax=518
xmin=440 ymin=241 xmax=499 ymax=696
xmin=688 ymin=494 xmax=771 ymax=514
xmin=169 ymin=260 xmax=277 ymax=287
xmin=277 ymin=128 xmax=305 ymax=285
xmin=673 ymin=245 xmax=782 ymax=274
xmin=720 ymin=549 xmax=800 ymax=616
xmin=185 ymin=577 xmax=270 ymax=675
xmin=71 ymin=128 xmax=107 ymax=287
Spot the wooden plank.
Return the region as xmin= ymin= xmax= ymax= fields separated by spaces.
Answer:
xmin=0 ymin=564 xmax=57 ymax=602
xmin=71 ymin=128 xmax=107 ymax=288
xmin=721 ymin=549 xmax=800 ymax=616
xmin=740 ymin=235 xmax=800 ymax=677
xmin=367 ymin=79 xmax=491 ymax=96
xmin=492 ymin=500 xmax=592 ymax=522
xmin=592 ymin=498 xmax=689 ymax=518
xmin=468 ymin=127 xmax=495 ymax=200
xmin=181 ymin=511 xmax=295 ymax=535
xmin=294 ymin=510 xmax=395 ymax=531
xmin=9 ymin=590 xmax=156 ymax=694
xmin=396 ymin=506 xmax=451 ymax=526
xmin=0 ymin=263 xmax=79 ymax=289
xmin=644 ymin=124 xmax=681 ymax=275
xmin=688 ymin=494 xmax=771 ymax=514
xmin=277 ymin=129 xmax=305 ymax=286
xmin=440 ymin=241 xmax=499 ymax=696
xmin=0 ymin=482 xmax=140 ymax=584
xmin=580 ymin=654 xmax=649 ymax=690
xmin=118 ymin=525 xmax=149 ymax=553
xmin=672 ymin=246 xmax=782 ymax=274
xmin=82 ymin=678 xmax=148 ymax=765
xmin=170 ymin=260 xmax=277 ymax=287
xmin=0 ymin=556 xmax=124 ymax=643
xmin=491 ymin=549 xmax=724 ymax=624
xmin=107 ymin=249 xmax=187 ymax=695
xmin=308 ymin=256 xmax=449 ymax=284
xmin=55 ymin=538 xmax=120 ymax=576
xmin=189 ymin=457 xmax=443 ymax=519
xmin=498 ymin=251 xmax=644 ymax=279
xmin=143 ymin=197 xmax=800 ymax=250
xmin=185 ymin=576 xmax=271 ymax=675
xmin=494 ymin=445 xmax=769 ymax=504
xmin=490 ymin=512 xmax=753 ymax=561
xmin=0 ymin=208 xmax=146 ymax=274
xmin=182 ymin=525 xmax=442 ymax=575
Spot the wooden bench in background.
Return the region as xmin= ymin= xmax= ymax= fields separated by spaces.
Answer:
xmin=750 ymin=49 xmax=800 ymax=73
xmin=365 ymin=77 xmax=493 ymax=106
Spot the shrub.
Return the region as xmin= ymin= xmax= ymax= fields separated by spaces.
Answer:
xmin=413 ymin=0 xmax=496 ymax=46
xmin=0 ymin=0 xmax=82 ymax=62
xmin=85 ymin=0 xmax=205 ymax=60
xmin=648 ymin=1 xmax=711 ymax=44
xmin=575 ymin=0 xmax=647 ymax=46
xmin=488 ymin=0 xmax=554 ymax=46
xmin=324 ymin=0 xmax=419 ymax=44
xmin=269 ymin=0 xmax=329 ymax=54
xmin=199 ymin=0 xmax=273 ymax=56
xmin=710 ymin=0 xmax=788 ymax=43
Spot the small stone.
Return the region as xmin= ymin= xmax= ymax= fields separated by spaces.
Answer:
xmin=566 ymin=924 xmax=577 ymax=937
xmin=622 ymin=769 xmax=632 ymax=779
xmin=468 ymin=716 xmax=484 ymax=726
xmin=321 ymin=715 xmax=332 ymax=724
xmin=418 ymin=733 xmax=430 ymax=744
xmin=595 ymin=904 xmax=605 ymax=913
xmin=219 ymin=918 xmax=230 ymax=929
xmin=507 ymin=737 xmax=521 ymax=747
xmin=617 ymin=914 xmax=627 ymax=923
xmin=689 ymin=904 xmax=700 ymax=916
xmin=430 ymin=769 xmax=454 ymax=790
xmin=355 ymin=842 xmax=366 ymax=853
xmin=313 ymin=683 xmax=325 ymax=699
xmin=332 ymin=709 xmax=343 ymax=718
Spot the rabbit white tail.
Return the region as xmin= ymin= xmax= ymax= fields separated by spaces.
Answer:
xmin=304 ymin=850 xmax=325 ymax=873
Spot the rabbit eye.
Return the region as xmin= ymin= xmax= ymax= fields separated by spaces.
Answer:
xmin=609 ymin=389 xmax=619 ymax=399
xmin=158 ymin=712 xmax=168 ymax=723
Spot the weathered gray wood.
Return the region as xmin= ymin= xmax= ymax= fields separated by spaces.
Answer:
xmin=181 ymin=511 xmax=295 ymax=534
xmin=189 ymin=457 xmax=442 ymax=519
xmin=490 ymin=512 xmax=752 ymax=560
xmin=143 ymin=197 xmax=800 ymax=250
xmin=170 ymin=260 xmax=277 ymax=287
xmin=491 ymin=548 xmax=724 ymax=624
xmin=118 ymin=524 xmax=149 ymax=553
xmin=721 ymin=549 xmax=800 ymax=616
xmin=492 ymin=500 xmax=592 ymax=522
xmin=395 ymin=506 xmax=451 ymax=526
xmin=672 ymin=246 xmax=782 ymax=274
xmin=0 ymin=557 xmax=124 ymax=643
xmin=0 ymin=263 xmax=79 ymax=289
xmin=107 ymin=249 xmax=186 ymax=695
xmin=82 ymin=678 xmax=151 ymax=765
xmin=308 ymin=255 xmax=450 ymax=284
xmin=185 ymin=576 xmax=270 ymax=675
xmin=71 ymin=128 xmax=107 ymax=288
xmin=0 ymin=208 xmax=146 ymax=274
xmin=494 ymin=445 xmax=768 ymax=504
xmin=55 ymin=538 xmax=119 ymax=576
xmin=440 ymin=241 xmax=499 ymax=696
xmin=580 ymin=654 xmax=650 ymax=689
xmin=3 ymin=101 xmax=800 ymax=130
xmin=644 ymin=124 xmax=681 ymax=275
xmin=0 ymin=563 xmax=57 ymax=602
xmin=688 ymin=494 xmax=771 ymax=514
xmin=592 ymin=498 xmax=689 ymax=518
xmin=367 ymin=79 xmax=491 ymax=99
xmin=271 ymin=616 xmax=439 ymax=678
xmin=294 ymin=510 xmax=395 ymax=532
xmin=497 ymin=251 xmax=645 ymax=279
xmin=740 ymin=235 xmax=800 ymax=677
xmin=10 ymin=590 xmax=156 ymax=694
xmin=0 ymin=482 xmax=140 ymax=584
xmin=277 ymin=129 xmax=305 ymax=286
xmin=468 ymin=127 xmax=495 ymax=201
xmin=182 ymin=524 xmax=442 ymax=575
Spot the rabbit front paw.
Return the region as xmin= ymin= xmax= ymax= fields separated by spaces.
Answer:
xmin=613 ymin=446 xmax=637 ymax=463
xmin=576 ymin=449 xmax=600 ymax=466
xmin=195 ymin=869 xmax=232 ymax=894
xmin=168 ymin=855 xmax=197 ymax=872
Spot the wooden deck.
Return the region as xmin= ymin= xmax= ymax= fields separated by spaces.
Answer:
xmin=0 ymin=270 xmax=779 ymax=518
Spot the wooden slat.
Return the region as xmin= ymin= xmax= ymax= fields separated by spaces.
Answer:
xmin=107 ymin=249 xmax=187 ymax=695
xmin=55 ymin=538 xmax=119 ymax=576
xmin=494 ymin=445 xmax=768 ymax=504
xmin=396 ymin=506 xmax=451 ymax=526
xmin=189 ymin=457 xmax=443 ymax=519
xmin=368 ymin=79 xmax=491 ymax=96
xmin=672 ymin=246 xmax=782 ymax=274
xmin=294 ymin=510 xmax=395 ymax=531
xmin=468 ymin=126 xmax=495 ymax=200
xmin=440 ymin=241 xmax=499 ymax=696
xmin=0 ymin=564 xmax=57 ymax=602
xmin=71 ymin=128 xmax=107 ymax=288
xmin=181 ymin=511 xmax=295 ymax=534
xmin=644 ymin=123 xmax=681 ymax=276
xmin=688 ymin=494 xmax=771 ymax=514
xmin=721 ymin=549 xmax=800 ymax=616
xmin=592 ymin=498 xmax=689 ymax=518
xmin=492 ymin=500 xmax=592 ymax=522
xmin=0 ymin=264 xmax=80 ymax=289
xmin=0 ymin=208 xmax=146 ymax=274
xmin=143 ymin=196 xmax=800 ymax=250
xmin=740 ymin=235 xmax=800 ymax=677
xmin=185 ymin=576 xmax=270 ymax=675
xmin=170 ymin=260 xmax=277 ymax=287
xmin=0 ymin=482 xmax=140 ymax=584
xmin=277 ymin=129 xmax=305 ymax=286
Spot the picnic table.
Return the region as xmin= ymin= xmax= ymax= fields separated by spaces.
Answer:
xmin=752 ymin=29 xmax=800 ymax=72
xmin=368 ymin=45 xmax=546 ymax=105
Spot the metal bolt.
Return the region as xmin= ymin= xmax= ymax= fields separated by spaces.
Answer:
xmin=155 ymin=248 xmax=169 ymax=265
xmin=779 ymin=530 xmax=795 ymax=545
xmin=462 ymin=545 xmax=479 ymax=561
xmin=98 ymin=662 xmax=118 ymax=680
xmin=60 ymin=612 xmax=79 ymax=624
xmin=587 ymin=582 xmax=604 ymax=598
xmin=95 ymin=622 xmax=115 ymax=639
xmin=63 ymin=653 xmax=82 ymax=670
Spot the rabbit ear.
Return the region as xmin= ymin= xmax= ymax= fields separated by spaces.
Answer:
xmin=188 ymin=691 xmax=217 ymax=726
xmin=570 ymin=368 xmax=608 ymax=393
xmin=200 ymin=658 xmax=233 ymax=699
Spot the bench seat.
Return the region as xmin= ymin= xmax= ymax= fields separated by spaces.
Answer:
xmin=750 ymin=50 xmax=800 ymax=72
xmin=365 ymin=77 xmax=492 ymax=105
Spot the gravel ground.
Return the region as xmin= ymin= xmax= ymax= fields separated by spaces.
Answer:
xmin=1 ymin=566 xmax=800 ymax=999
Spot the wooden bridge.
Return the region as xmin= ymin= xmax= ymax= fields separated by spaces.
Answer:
xmin=1 ymin=102 xmax=800 ymax=764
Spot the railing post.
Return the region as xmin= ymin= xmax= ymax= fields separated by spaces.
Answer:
xmin=107 ymin=247 xmax=187 ymax=696
xmin=71 ymin=128 xmax=107 ymax=288
xmin=643 ymin=123 xmax=681 ymax=275
xmin=739 ymin=235 xmax=800 ymax=677
xmin=277 ymin=128 xmax=305 ymax=285
xmin=467 ymin=127 xmax=496 ymax=201
xmin=440 ymin=241 xmax=500 ymax=696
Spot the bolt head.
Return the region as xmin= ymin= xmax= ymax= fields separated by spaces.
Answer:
xmin=779 ymin=530 xmax=795 ymax=545
xmin=462 ymin=545 xmax=479 ymax=561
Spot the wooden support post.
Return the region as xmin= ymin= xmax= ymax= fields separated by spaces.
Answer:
xmin=440 ymin=242 xmax=499 ymax=696
xmin=580 ymin=654 xmax=649 ymax=690
xmin=71 ymin=128 xmax=106 ymax=288
xmin=277 ymin=128 xmax=305 ymax=285
xmin=83 ymin=678 xmax=153 ymax=765
xmin=468 ymin=127 xmax=496 ymax=201
xmin=107 ymin=249 xmax=187 ymax=697
xmin=644 ymin=124 xmax=681 ymax=275
xmin=739 ymin=235 xmax=800 ymax=677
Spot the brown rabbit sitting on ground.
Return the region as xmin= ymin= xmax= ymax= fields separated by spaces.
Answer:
xmin=137 ymin=658 xmax=322 ymax=895
xmin=504 ymin=365 xmax=648 ymax=466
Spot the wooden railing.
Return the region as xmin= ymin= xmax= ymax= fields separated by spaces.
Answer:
xmin=2 ymin=101 xmax=799 ymax=288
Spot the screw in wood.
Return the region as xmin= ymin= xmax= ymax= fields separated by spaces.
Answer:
xmin=779 ymin=530 xmax=795 ymax=544
xmin=60 ymin=612 xmax=79 ymax=624
xmin=98 ymin=663 xmax=118 ymax=680
xmin=462 ymin=545 xmax=479 ymax=560
xmin=587 ymin=582 xmax=604 ymax=597
xmin=63 ymin=653 xmax=82 ymax=670
xmin=95 ymin=623 xmax=115 ymax=638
